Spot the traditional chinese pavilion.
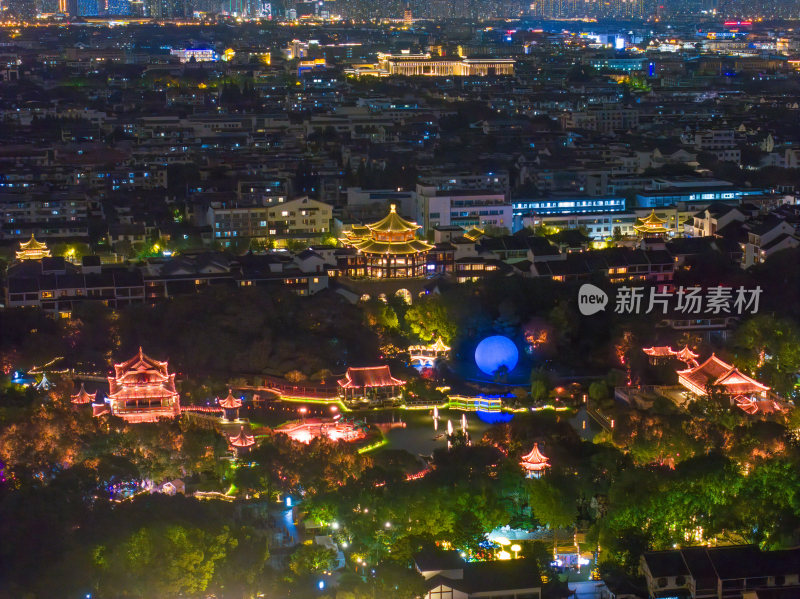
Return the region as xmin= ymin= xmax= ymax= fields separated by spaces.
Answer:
xmin=409 ymin=337 xmax=451 ymax=366
xmin=520 ymin=443 xmax=550 ymax=478
xmin=70 ymin=383 xmax=95 ymax=405
xmin=35 ymin=373 xmax=52 ymax=391
xmin=341 ymin=205 xmax=434 ymax=278
xmin=677 ymin=354 xmax=770 ymax=399
xmin=634 ymin=210 xmax=670 ymax=238
xmin=106 ymin=347 xmax=181 ymax=423
xmin=15 ymin=234 xmax=51 ymax=261
xmin=338 ymin=366 xmax=404 ymax=404
xmin=218 ymin=389 xmax=243 ymax=421
xmin=643 ymin=345 xmax=699 ymax=366
xmin=228 ymin=426 xmax=255 ymax=452
xmin=734 ymin=395 xmax=788 ymax=416
xmin=643 ymin=345 xmax=677 ymax=364
xmin=675 ymin=345 xmax=699 ymax=366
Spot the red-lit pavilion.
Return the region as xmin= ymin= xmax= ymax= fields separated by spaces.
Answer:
xmin=642 ymin=346 xmax=677 ymax=364
xmin=675 ymin=345 xmax=699 ymax=366
xmin=734 ymin=395 xmax=788 ymax=416
xmin=219 ymin=389 xmax=243 ymax=421
xmin=337 ymin=366 xmax=404 ymax=404
xmin=106 ymin=347 xmax=181 ymax=423
xmin=643 ymin=345 xmax=699 ymax=366
xmin=228 ymin=426 xmax=255 ymax=452
xmin=520 ymin=443 xmax=550 ymax=478
xmin=677 ymin=354 xmax=770 ymax=399
xmin=70 ymin=383 xmax=94 ymax=405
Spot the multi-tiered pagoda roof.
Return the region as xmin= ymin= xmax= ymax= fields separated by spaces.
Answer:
xmin=634 ymin=210 xmax=670 ymax=237
xmin=16 ymin=234 xmax=51 ymax=261
xmin=341 ymin=205 xmax=433 ymax=279
xmin=343 ymin=205 xmax=434 ymax=255
xmin=106 ymin=347 xmax=180 ymax=423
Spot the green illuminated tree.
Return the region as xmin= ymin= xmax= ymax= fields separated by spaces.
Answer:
xmin=288 ymin=544 xmax=336 ymax=576
xmin=404 ymin=298 xmax=457 ymax=343
xmin=94 ymin=524 xmax=233 ymax=598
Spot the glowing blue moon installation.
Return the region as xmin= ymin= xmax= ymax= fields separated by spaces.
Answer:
xmin=474 ymin=335 xmax=519 ymax=376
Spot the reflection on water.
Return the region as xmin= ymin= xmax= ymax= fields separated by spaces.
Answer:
xmin=362 ymin=409 xmax=499 ymax=456
xmin=475 ymin=410 xmax=514 ymax=424
xmin=246 ymin=402 xmax=514 ymax=456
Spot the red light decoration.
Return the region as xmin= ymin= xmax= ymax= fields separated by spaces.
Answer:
xmin=105 ymin=347 xmax=180 ymax=423
xmin=70 ymin=382 xmax=95 ymax=405
xmin=520 ymin=443 xmax=551 ymax=478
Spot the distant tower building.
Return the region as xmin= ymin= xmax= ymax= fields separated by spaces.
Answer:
xmin=77 ymin=0 xmax=100 ymax=15
xmin=107 ymin=0 xmax=130 ymax=14
xmin=403 ymin=6 xmax=412 ymax=23
xmin=148 ymin=0 xmax=184 ymax=17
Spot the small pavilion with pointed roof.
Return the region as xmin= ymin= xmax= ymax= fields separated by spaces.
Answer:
xmin=634 ymin=210 xmax=670 ymax=238
xmin=675 ymin=345 xmax=699 ymax=367
xmin=34 ymin=373 xmax=53 ymax=391
xmin=16 ymin=234 xmax=51 ymax=261
xmin=219 ymin=389 xmax=243 ymax=421
xmin=520 ymin=443 xmax=550 ymax=478
xmin=71 ymin=383 xmax=95 ymax=405
xmin=341 ymin=205 xmax=434 ymax=278
xmin=228 ymin=426 xmax=256 ymax=453
xmin=106 ymin=347 xmax=181 ymax=423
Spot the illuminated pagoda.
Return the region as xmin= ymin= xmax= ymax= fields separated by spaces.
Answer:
xmin=677 ymin=354 xmax=770 ymax=399
xmin=228 ymin=426 xmax=255 ymax=452
xmin=70 ymin=383 xmax=95 ymax=405
xmin=106 ymin=347 xmax=181 ymax=423
xmin=15 ymin=234 xmax=51 ymax=261
xmin=341 ymin=204 xmax=434 ymax=278
xmin=218 ymin=389 xmax=243 ymax=421
xmin=520 ymin=443 xmax=550 ymax=479
xmin=634 ymin=210 xmax=670 ymax=238
xmin=338 ymin=366 xmax=404 ymax=405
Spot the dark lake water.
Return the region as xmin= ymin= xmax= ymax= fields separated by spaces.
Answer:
xmin=244 ymin=401 xmax=504 ymax=456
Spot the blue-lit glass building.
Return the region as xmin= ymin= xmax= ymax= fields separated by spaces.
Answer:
xmin=511 ymin=196 xmax=625 ymax=230
xmin=636 ymin=187 xmax=766 ymax=208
